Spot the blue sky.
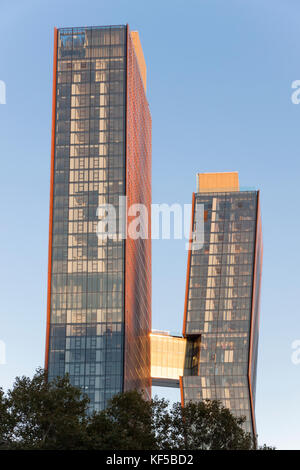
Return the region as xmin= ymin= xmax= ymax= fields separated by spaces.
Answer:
xmin=1 ymin=0 xmax=300 ymax=449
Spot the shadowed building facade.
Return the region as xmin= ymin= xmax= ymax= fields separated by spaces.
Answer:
xmin=45 ymin=25 xmax=151 ymax=412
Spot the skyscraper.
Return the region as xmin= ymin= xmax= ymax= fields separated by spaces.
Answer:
xmin=150 ymin=173 xmax=262 ymax=438
xmin=45 ymin=25 xmax=151 ymax=412
xmin=181 ymin=172 xmax=262 ymax=437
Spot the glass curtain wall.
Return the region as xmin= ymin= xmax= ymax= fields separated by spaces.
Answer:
xmin=48 ymin=26 xmax=127 ymax=412
xmin=183 ymin=191 xmax=259 ymax=435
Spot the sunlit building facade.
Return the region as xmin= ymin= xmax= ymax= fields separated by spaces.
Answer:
xmin=45 ymin=25 xmax=151 ymax=412
xmin=150 ymin=331 xmax=186 ymax=388
xmin=180 ymin=172 xmax=262 ymax=437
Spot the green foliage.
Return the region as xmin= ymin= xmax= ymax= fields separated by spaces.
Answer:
xmin=0 ymin=368 xmax=90 ymax=450
xmin=0 ymin=369 xmax=273 ymax=450
xmin=87 ymin=390 xmax=157 ymax=450
xmin=168 ymin=400 xmax=254 ymax=450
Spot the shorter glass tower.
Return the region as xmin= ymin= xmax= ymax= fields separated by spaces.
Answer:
xmin=181 ymin=172 xmax=262 ymax=437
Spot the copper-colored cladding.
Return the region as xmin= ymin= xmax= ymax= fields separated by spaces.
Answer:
xmin=182 ymin=192 xmax=195 ymax=337
xmin=130 ymin=31 xmax=147 ymax=92
xmin=45 ymin=28 xmax=58 ymax=370
xmin=248 ymin=191 xmax=263 ymax=436
xmin=124 ymin=25 xmax=152 ymax=398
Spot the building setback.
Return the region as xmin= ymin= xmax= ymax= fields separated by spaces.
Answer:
xmin=45 ymin=25 xmax=151 ymax=412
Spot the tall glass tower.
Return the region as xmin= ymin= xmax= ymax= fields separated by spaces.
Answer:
xmin=45 ymin=25 xmax=151 ymax=412
xmin=181 ymin=173 xmax=262 ymax=437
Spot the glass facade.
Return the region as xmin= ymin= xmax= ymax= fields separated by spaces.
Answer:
xmin=46 ymin=25 xmax=151 ymax=412
xmin=181 ymin=189 xmax=262 ymax=437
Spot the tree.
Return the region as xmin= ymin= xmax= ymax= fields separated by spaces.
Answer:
xmin=150 ymin=395 xmax=174 ymax=449
xmin=0 ymin=387 xmax=12 ymax=449
xmin=86 ymin=394 xmax=255 ymax=450
xmin=87 ymin=390 xmax=158 ymax=450
xmin=0 ymin=368 xmax=90 ymax=450
xmin=168 ymin=400 xmax=254 ymax=450
xmin=0 ymin=369 xmax=273 ymax=450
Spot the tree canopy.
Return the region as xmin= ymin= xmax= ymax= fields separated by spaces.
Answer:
xmin=0 ymin=369 xmax=272 ymax=450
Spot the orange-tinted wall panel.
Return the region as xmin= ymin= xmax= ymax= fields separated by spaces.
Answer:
xmin=45 ymin=28 xmax=58 ymax=370
xmin=124 ymin=25 xmax=152 ymax=398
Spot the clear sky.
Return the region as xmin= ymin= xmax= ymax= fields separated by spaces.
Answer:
xmin=0 ymin=0 xmax=300 ymax=450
